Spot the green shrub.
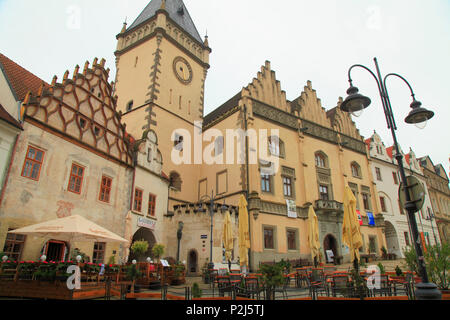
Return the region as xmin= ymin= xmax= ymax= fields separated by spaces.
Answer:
xmin=192 ymin=282 xmax=202 ymax=298
xmin=402 ymin=246 xmax=419 ymax=274
xmin=131 ymin=240 xmax=149 ymax=261
xmin=377 ymin=262 xmax=385 ymax=274
xmin=424 ymin=243 xmax=449 ymax=290
xmin=152 ymin=243 xmax=165 ymax=262
xmin=395 ymin=265 xmax=404 ymax=276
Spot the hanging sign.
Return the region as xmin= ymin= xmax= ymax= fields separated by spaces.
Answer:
xmin=357 ymin=210 xmax=363 ymax=226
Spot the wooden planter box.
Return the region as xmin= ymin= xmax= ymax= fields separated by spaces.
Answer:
xmin=0 ymin=280 xmax=108 ymax=300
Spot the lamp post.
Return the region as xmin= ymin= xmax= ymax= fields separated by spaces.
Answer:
xmin=198 ymin=191 xmax=228 ymax=270
xmin=340 ymin=57 xmax=441 ymax=300
xmin=176 ymin=221 xmax=184 ymax=262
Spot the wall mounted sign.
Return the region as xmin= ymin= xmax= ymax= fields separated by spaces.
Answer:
xmin=137 ymin=217 xmax=156 ymax=230
xmin=201 ymin=235 xmax=208 ymax=239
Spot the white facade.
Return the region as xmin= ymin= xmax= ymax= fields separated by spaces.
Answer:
xmin=367 ymin=132 xmax=439 ymax=258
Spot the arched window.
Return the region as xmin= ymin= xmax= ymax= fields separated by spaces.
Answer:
xmin=169 ymin=171 xmax=182 ymax=192
xmin=315 ymin=152 xmax=328 ymax=168
xmin=351 ymin=162 xmax=361 ymax=178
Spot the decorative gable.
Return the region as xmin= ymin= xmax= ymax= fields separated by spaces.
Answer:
xmin=242 ymin=61 xmax=289 ymax=112
xmin=327 ymin=98 xmax=364 ymax=141
xmin=292 ymin=81 xmax=332 ymax=129
xmin=22 ymin=58 xmax=133 ymax=166
xmin=135 ymin=129 xmax=163 ymax=175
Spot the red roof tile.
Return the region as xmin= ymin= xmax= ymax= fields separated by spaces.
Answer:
xmin=0 ymin=104 xmax=22 ymax=130
xmin=0 ymin=53 xmax=48 ymax=101
xmin=386 ymin=146 xmax=394 ymax=159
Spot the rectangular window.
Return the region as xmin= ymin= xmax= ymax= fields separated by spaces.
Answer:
xmin=283 ymin=176 xmax=292 ymax=197
xmin=375 ymin=167 xmax=382 ymax=181
xmin=392 ymin=172 xmax=399 ymax=185
xmin=380 ymin=196 xmax=386 ymax=212
xmin=362 ymin=193 xmax=370 ymax=210
xmin=404 ymin=232 xmax=410 ymax=246
xmin=261 ymin=173 xmax=271 ymax=193
xmin=2 ymin=231 xmax=26 ymax=262
xmin=92 ymin=242 xmax=106 ymax=264
xmin=215 ymin=136 xmax=224 ymax=156
xmin=264 ymin=227 xmax=274 ymax=249
xmin=99 ymin=176 xmax=112 ymax=203
xmin=134 ymin=188 xmax=143 ymax=212
xmin=21 ymin=146 xmax=44 ymax=181
xmin=148 ymin=194 xmax=157 ymax=217
xmin=68 ymin=163 xmax=84 ymax=194
xmin=287 ymin=230 xmax=297 ymax=250
xmin=319 ymin=185 xmax=329 ymax=201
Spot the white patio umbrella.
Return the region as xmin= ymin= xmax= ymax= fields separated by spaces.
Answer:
xmin=9 ymin=215 xmax=129 ymax=244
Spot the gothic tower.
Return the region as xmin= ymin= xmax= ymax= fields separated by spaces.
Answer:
xmin=114 ymin=0 xmax=211 ymax=205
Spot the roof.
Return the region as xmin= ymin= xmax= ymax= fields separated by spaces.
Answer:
xmin=203 ymin=92 xmax=241 ymax=127
xmin=127 ymin=0 xmax=203 ymax=44
xmin=0 ymin=103 xmax=22 ymax=130
xmin=0 ymin=53 xmax=48 ymax=101
xmin=386 ymin=146 xmax=410 ymax=165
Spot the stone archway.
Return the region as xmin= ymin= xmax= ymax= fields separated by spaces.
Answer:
xmin=323 ymin=234 xmax=338 ymax=263
xmin=385 ymin=221 xmax=401 ymax=257
xmin=129 ymin=227 xmax=157 ymax=262
xmin=187 ymin=249 xmax=198 ymax=276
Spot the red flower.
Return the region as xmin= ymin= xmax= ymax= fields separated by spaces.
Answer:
xmin=109 ymin=264 xmax=113 ymax=267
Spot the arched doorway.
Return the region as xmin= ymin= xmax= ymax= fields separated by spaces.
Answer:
xmin=187 ymin=249 xmax=198 ymax=275
xmin=129 ymin=227 xmax=156 ymax=262
xmin=323 ymin=234 xmax=338 ymax=263
xmin=385 ymin=221 xmax=400 ymax=257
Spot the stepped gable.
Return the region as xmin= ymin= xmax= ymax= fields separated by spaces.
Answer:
xmin=22 ymin=58 xmax=133 ymax=166
xmin=292 ymin=81 xmax=332 ymax=129
xmin=327 ymin=97 xmax=364 ymax=141
xmin=0 ymin=53 xmax=49 ymax=101
xmin=242 ymin=61 xmax=289 ymax=112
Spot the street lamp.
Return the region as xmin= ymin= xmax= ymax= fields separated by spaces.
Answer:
xmin=198 ymin=191 xmax=228 ymax=270
xmin=341 ymin=57 xmax=441 ymax=300
xmin=176 ymin=221 xmax=184 ymax=262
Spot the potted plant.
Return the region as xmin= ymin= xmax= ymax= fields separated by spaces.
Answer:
xmin=377 ymin=262 xmax=386 ymax=275
xmin=18 ymin=261 xmax=38 ymax=280
xmin=395 ymin=265 xmax=404 ymax=277
xmin=192 ymin=282 xmax=203 ymax=298
xmin=127 ymin=263 xmax=142 ymax=294
xmin=170 ymin=263 xmax=185 ymax=285
xmin=131 ymin=240 xmax=149 ymax=262
xmin=151 ymin=243 xmax=165 ymax=264
xmin=425 ymin=243 xmax=449 ymax=295
xmin=260 ymin=263 xmax=284 ymax=300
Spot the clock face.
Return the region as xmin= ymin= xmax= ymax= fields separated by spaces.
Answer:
xmin=173 ymin=56 xmax=193 ymax=84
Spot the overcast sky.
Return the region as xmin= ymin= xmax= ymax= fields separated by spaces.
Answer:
xmin=1 ymin=0 xmax=449 ymax=178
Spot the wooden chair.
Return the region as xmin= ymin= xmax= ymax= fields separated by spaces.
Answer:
xmin=216 ymin=276 xmax=232 ymax=297
xmin=244 ymin=276 xmax=263 ymax=300
xmin=307 ymin=269 xmax=328 ymax=298
xmin=230 ymin=273 xmax=242 ymax=287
